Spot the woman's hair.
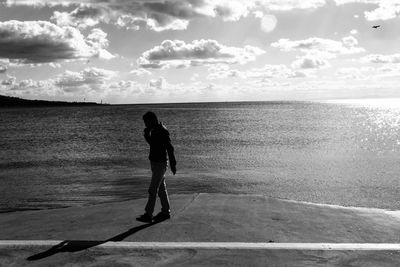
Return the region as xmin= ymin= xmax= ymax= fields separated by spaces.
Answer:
xmin=142 ymin=111 xmax=158 ymax=123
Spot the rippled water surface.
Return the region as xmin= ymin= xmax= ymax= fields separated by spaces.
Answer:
xmin=1 ymin=100 xmax=400 ymax=212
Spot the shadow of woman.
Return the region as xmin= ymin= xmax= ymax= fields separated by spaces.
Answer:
xmin=27 ymin=218 xmax=167 ymax=261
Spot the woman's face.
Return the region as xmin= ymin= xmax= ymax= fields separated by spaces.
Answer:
xmin=144 ymin=118 xmax=156 ymax=129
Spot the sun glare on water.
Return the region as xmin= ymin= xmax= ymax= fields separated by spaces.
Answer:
xmin=324 ymin=98 xmax=400 ymax=152
xmin=325 ymin=98 xmax=400 ymax=110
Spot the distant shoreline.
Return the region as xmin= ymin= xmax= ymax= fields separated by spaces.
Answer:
xmin=0 ymin=94 xmax=105 ymax=108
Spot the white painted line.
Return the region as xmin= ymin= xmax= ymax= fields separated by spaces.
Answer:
xmin=1 ymin=241 xmax=400 ymax=250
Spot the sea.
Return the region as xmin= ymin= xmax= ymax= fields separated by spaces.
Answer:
xmin=1 ymin=100 xmax=400 ymax=212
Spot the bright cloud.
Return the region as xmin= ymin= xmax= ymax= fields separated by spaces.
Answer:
xmin=108 ymin=80 xmax=143 ymax=94
xmin=138 ymin=39 xmax=265 ymax=69
xmin=207 ymin=63 xmax=309 ymax=80
xmin=350 ymin=29 xmax=358 ymax=35
xmin=129 ymin=68 xmax=151 ymax=76
xmin=207 ymin=68 xmax=244 ymax=80
xmin=272 ymin=36 xmax=364 ymax=70
xmin=0 ymin=65 xmax=7 ymax=73
xmin=149 ymin=77 xmax=166 ymax=89
xmin=9 ymin=79 xmax=52 ymax=92
xmin=1 ymin=75 xmax=16 ymax=86
xmin=271 ymin=36 xmax=365 ymax=56
xmin=245 ymin=64 xmax=308 ymax=79
xmin=291 ymin=55 xmax=330 ymax=69
xmin=0 ymin=20 xmax=114 ymax=63
xmin=258 ymin=0 xmax=326 ymax=11
xmin=361 ymin=54 xmax=400 ymax=64
xmin=336 ymin=67 xmax=372 ymax=80
xmin=365 ymin=3 xmax=400 ymax=21
xmin=51 ymin=6 xmax=108 ymax=29
xmin=334 ymin=0 xmax=400 ymax=21
xmin=55 ymin=67 xmax=116 ymax=92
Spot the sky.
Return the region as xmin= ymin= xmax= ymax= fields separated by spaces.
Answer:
xmin=0 ymin=0 xmax=400 ymax=104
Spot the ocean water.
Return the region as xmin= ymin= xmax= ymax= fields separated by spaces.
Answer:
xmin=1 ymin=100 xmax=400 ymax=212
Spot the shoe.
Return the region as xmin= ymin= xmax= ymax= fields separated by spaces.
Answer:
xmin=136 ymin=213 xmax=153 ymax=223
xmin=153 ymin=212 xmax=170 ymax=222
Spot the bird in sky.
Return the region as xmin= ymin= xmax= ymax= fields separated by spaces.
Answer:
xmin=372 ymin=25 xmax=381 ymax=28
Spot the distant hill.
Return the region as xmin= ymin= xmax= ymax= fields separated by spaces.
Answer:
xmin=0 ymin=95 xmax=102 ymax=107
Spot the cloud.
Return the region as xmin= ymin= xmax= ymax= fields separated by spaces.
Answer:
xmin=51 ymin=6 xmax=108 ymax=29
xmin=245 ymin=64 xmax=308 ymax=79
xmin=109 ymin=80 xmax=138 ymax=89
xmin=6 ymin=0 xmax=327 ymax=31
xmin=361 ymin=54 xmax=400 ymax=64
xmin=271 ymin=36 xmax=365 ymax=56
xmin=55 ymin=67 xmax=116 ymax=92
xmin=0 ymin=65 xmax=7 ymax=73
xmin=129 ymin=68 xmax=151 ymax=76
xmin=207 ymin=63 xmax=309 ymax=80
xmin=9 ymin=79 xmax=52 ymax=91
xmin=138 ymin=39 xmax=265 ymax=69
xmin=350 ymin=29 xmax=358 ymax=35
xmin=288 ymin=71 xmax=308 ymax=78
xmin=291 ymin=55 xmax=330 ymax=69
xmin=149 ymin=77 xmax=166 ymax=89
xmin=336 ymin=67 xmax=372 ymax=80
xmin=191 ymin=73 xmax=200 ymax=81
xmin=375 ymin=64 xmax=400 ymax=79
xmin=377 ymin=64 xmax=400 ymax=72
xmin=1 ymin=68 xmax=142 ymax=96
xmin=0 ymin=20 xmax=114 ymax=63
xmin=207 ymin=69 xmax=244 ymax=80
xmin=257 ymin=0 xmax=326 ymax=11
xmin=49 ymin=62 xmax=62 ymax=68
xmin=8 ymin=0 xmax=249 ymax=31
xmin=86 ymin=28 xmax=114 ymax=60
xmin=334 ymin=0 xmax=400 ymax=21
xmin=1 ymin=75 xmax=16 ymax=86
xmin=108 ymin=80 xmax=142 ymax=94
xmin=271 ymin=36 xmax=364 ymax=70
xmin=341 ymin=36 xmax=359 ymax=47
xmin=365 ymin=4 xmax=400 ymax=21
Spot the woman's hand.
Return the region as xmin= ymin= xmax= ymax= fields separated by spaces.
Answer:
xmin=170 ymin=162 xmax=176 ymax=175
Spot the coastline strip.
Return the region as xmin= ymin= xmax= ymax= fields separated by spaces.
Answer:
xmin=1 ymin=241 xmax=400 ymax=250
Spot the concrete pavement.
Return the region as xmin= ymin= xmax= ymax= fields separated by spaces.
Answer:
xmin=1 ymin=193 xmax=400 ymax=266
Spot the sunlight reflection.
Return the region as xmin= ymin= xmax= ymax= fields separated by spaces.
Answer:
xmin=324 ymin=98 xmax=400 ymax=152
xmin=325 ymin=98 xmax=400 ymax=110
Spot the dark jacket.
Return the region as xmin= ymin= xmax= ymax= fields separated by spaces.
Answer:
xmin=145 ymin=123 xmax=175 ymax=163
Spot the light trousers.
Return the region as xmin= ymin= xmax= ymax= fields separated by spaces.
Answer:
xmin=145 ymin=161 xmax=170 ymax=215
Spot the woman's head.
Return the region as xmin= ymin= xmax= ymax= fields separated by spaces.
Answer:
xmin=143 ymin=111 xmax=158 ymax=129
